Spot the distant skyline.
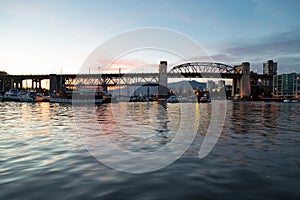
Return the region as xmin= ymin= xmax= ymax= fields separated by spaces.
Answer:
xmin=1 ymin=0 xmax=300 ymax=75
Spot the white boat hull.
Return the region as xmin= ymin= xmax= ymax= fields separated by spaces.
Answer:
xmin=50 ymin=97 xmax=103 ymax=104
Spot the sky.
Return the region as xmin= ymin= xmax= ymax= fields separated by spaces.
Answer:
xmin=0 ymin=0 xmax=300 ymax=75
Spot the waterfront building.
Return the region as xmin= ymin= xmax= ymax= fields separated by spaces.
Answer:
xmin=263 ymin=60 xmax=277 ymax=86
xmin=263 ymin=60 xmax=278 ymax=76
xmin=273 ymin=73 xmax=300 ymax=98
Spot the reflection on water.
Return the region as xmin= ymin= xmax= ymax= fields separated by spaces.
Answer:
xmin=0 ymin=101 xmax=300 ymax=199
xmin=95 ymin=102 xmax=182 ymax=150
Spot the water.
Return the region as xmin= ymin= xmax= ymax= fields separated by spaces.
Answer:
xmin=0 ymin=101 xmax=299 ymax=199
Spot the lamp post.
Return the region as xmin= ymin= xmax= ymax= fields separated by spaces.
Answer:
xmin=119 ymin=68 xmax=121 ymax=99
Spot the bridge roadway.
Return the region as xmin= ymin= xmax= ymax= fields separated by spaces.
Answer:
xmin=0 ymin=72 xmax=271 ymax=87
xmin=1 ymin=72 xmax=242 ymax=88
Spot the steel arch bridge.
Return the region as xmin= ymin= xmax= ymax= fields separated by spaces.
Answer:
xmin=46 ymin=62 xmax=241 ymax=93
xmin=168 ymin=62 xmax=237 ymax=74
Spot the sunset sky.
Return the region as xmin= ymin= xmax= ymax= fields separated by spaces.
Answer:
xmin=0 ymin=0 xmax=300 ymax=75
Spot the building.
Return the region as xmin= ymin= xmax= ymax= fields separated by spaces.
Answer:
xmin=263 ymin=60 xmax=278 ymax=76
xmin=273 ymin=73 xmax=300 ymax=98
xmin=263 ymin=60 xmax=277 ymax=86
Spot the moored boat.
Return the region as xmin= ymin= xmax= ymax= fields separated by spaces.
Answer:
xmin=197 ymin=91 xmax=211 ymax=103
xmin=50 ymin=88 xmax=111 ymax=105
xmin=39 ymin=93 xmax=50 ymax=102
xmin=4 ymin=89 xmax=21 ymax=101
xmin=167 ymin=95 xmax=179 ymax=103
xmin=283 ymin=99 xmax=299 ymax=103
xmin=19 ymin=91 xmax=44 ymax=102
xmin=50 ymin=97 xmax=104 ymax=104
xmin=129 ymin=95 xmax=147 ymax=102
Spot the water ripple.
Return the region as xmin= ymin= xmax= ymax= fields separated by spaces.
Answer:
xmin=0 ymin=101 xmax=300 ymax=199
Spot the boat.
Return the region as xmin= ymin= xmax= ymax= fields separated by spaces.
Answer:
xmin=50 ymin=88 xmax=111 ymax=105
xmin=50 ymin=97 xmax=104 ymax=104
xmin=197 ymin=91 xmax=211 ymax=103
xmin=3 ymin=89 xmax=21 ymax=101
xmin=19 ymin=91 xmax=44 ymax=102
xmin=167 ymin=95 xmax=179 ymax=103
xmin=38 ymin=93 xmax=50 ymax=102
xmin=116 ymin=96 xmax=131 ymax=102
xmin=283 ymin=99 xmax=299 ymax=103
xmin=178 ymin=96 xmax=197 ymax=103
xmin=129 ymin=95 xmax=147 ymax=102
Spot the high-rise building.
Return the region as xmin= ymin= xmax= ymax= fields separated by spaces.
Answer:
xmin=273 ymin=73 xmax=300 ymax=98
xmin=263 ymin=60 xmax=277 ymax=76
xmin=263 ymin=60 xmax=277 ymax=86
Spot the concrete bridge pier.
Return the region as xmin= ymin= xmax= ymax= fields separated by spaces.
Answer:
xmin=231 ymin=78 xmax=240 ymax=98
xmin=158 ymin=61 xmax=168 ymax=98
xmin=232 ymin=62 xmax=251 ymax=99
xmin=10 ymin=79 xmax=22 ymax=90
xmin=0 ymin=79 xmax=10 ymax=92
xmin=50 ymin=74 xmax=66 ymax=95
xmin=0 ymin=80 xmax=3 ymax=92
xmin=50 ymin=74 xmax=59 ymax=94
xmin=31 ymin=79 xmax=42 ymax=90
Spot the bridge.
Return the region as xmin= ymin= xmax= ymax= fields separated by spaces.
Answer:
xmin=0 ymin=61 xmax=273 ymax=99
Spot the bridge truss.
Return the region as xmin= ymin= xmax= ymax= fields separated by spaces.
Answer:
xmin=169 ymin=62 xmax=237 ymax=74
xmin=72 ymin=73 xmax=160 ymax=89
xmin=72 ymin=62 xmax=238 ymax=88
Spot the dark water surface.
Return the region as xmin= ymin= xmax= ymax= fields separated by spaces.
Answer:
xmin=0 ymin=101 xmax=299 ymax=200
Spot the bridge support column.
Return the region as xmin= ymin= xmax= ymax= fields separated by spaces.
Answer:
xmin=232 ymin=78 xmax=239 ymax=98
xmin=31 ymin=79 xmax=42 ymax=90
xmin=158 ymin=61 xmax=168 ymax=98
xmin=10 ymin=79 xmax=14 ymax=90
xmin=50 ymin=74 xmax=65 ymax=95
xmin=12 ymin=79 xmax=22 ymax=90
xmin=50 ymin=74 xmax=58 ymax=94
xmin=2 ymin=79 xmax=10 ymax=92
xmin=239 ymin=62 xmax=251 ymax=98
xmin=234 ymin=62 xmax=251 ymax=99
xmin=32 ymin=79 xmax=34 ymax=89
xmin=0 ymin=79 xmax=3 ymax=92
